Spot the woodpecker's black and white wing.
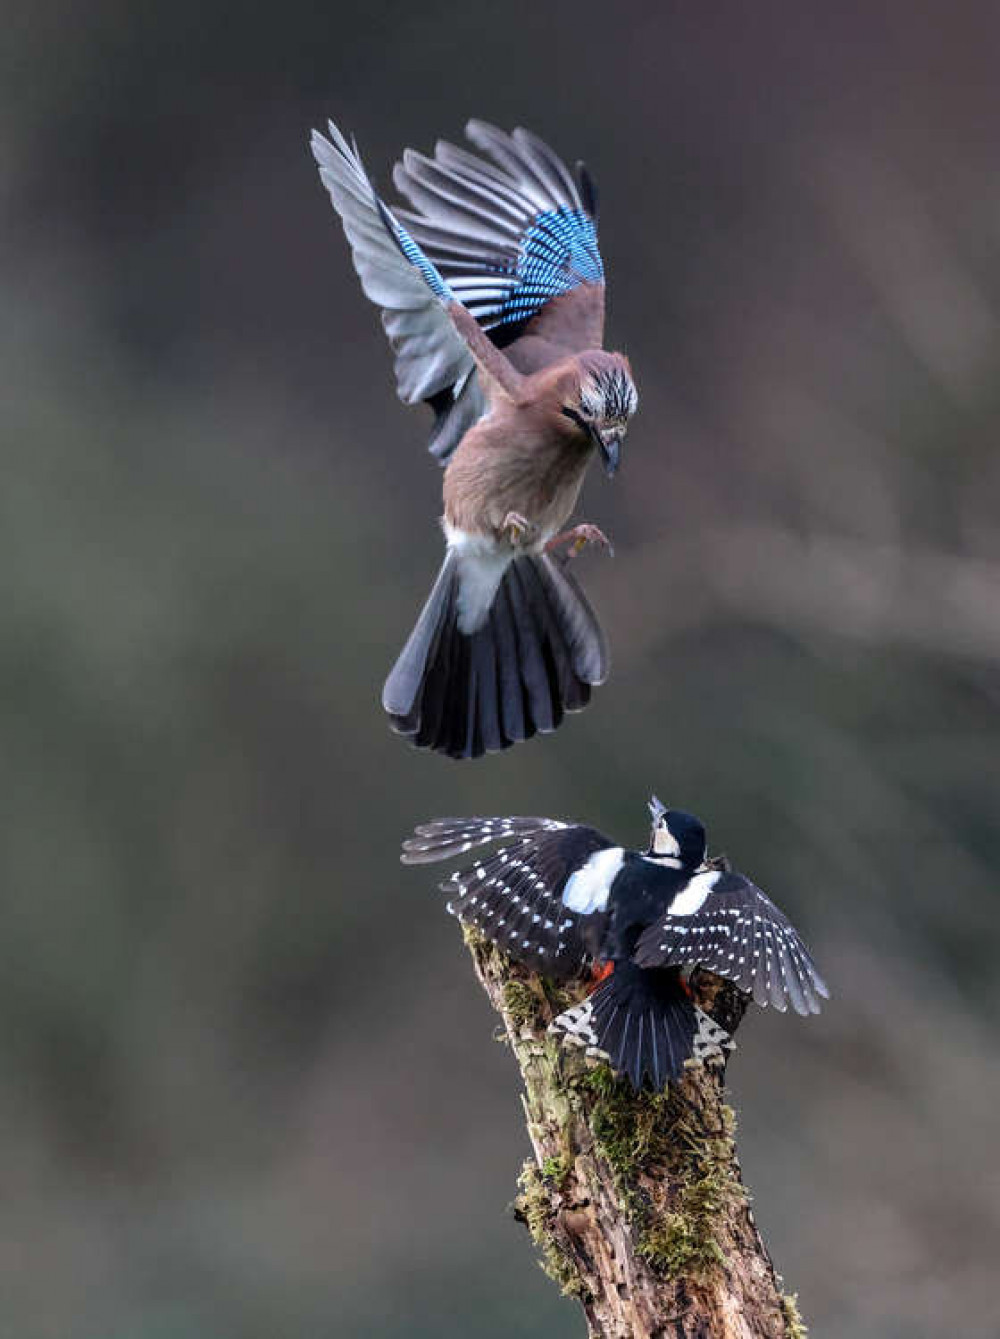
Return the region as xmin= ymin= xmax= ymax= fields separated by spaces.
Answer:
xmin=401 ymin=816 xmax=571 ymax=865
xmin=632 ymin=870 xmax=830 ymax=1015
xmin=401 ymin=817 xmax=618 ymax=978
xmin=313 ymin=121 xmax=605 ymax=462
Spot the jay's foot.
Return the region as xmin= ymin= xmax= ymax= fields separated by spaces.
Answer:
xmin=545 ymin=523 xmax=614 ymax=559
xmin=502 ymin=511 xmax=535 ymax=546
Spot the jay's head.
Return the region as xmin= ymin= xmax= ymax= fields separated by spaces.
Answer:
xmin=647 ymin=796 xmax=707 ymax=869
xmin=561 ymin=354 xmax=637 ymax=478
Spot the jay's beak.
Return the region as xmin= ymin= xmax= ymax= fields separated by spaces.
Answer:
xmin=593 ymin=427 xmax=622 ymax=477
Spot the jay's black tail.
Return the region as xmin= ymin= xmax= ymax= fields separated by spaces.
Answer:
xmin=382 ymin=552 xmax=608 ymax=759
xmin=550 ymin=962 xmax=733 ymax=1091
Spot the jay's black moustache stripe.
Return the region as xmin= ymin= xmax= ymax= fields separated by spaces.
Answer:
xmin=561 ymin=406 xmax=588 ymax=430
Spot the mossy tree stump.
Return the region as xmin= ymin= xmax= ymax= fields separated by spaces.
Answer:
xmin=465 ymin=929 xmax=807 ymax=1339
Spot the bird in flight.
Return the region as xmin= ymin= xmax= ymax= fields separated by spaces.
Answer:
xmin=312 ymin=120 xmax=637 ymax=758
xmin=402 ymin=798 xmax=828 ymax=1090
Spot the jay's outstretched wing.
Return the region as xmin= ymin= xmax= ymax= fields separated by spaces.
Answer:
xmin=311 ymin=124 xmax=479 ymax=460
xmin=394 ymin=122 xmax=604 ymax=347
xmin=401 ymin=817 xmax=616 ymax=978
xmin=632 ymin=870 xmax=830 ymax=1015
xmin=312 ymin=120 xmax=606 ymax=462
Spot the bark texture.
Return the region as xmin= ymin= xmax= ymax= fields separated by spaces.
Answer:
xmin=465 ymin=929 xmax=807 ymax=1339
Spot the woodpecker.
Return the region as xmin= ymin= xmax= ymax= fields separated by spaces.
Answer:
xmin=312 ymin=120 xmax=637 ymax=758
xmin=402 ymin=798 xmax=829 ymax=1090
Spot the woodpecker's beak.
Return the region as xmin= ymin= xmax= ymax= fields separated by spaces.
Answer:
xmin=592 ymin=427 xmax=621 ymax=477
xmin=648 ymin=794 xmax=667 ymax=824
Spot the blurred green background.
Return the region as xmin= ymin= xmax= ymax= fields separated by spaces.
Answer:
xmin=3 ymin=2 xmax=999 ymax=1335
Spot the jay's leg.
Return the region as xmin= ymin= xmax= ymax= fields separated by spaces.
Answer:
xmin=502 ymin=511 xmax=536 ymax=546
xmin=545 ymin=523 xmax=614 ymax=559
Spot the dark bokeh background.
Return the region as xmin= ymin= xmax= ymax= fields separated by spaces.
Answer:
xmin=3 ymin=2 xmax=999 ymax=1335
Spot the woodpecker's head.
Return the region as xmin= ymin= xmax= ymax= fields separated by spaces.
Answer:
xmin=562 ymin=354 xmax=637 ymax=478
xmin=647 ymin=796 xmax=706 ymax=869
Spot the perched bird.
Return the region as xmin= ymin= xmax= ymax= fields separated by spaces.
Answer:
xmin=402 ymin=798 xmax=829 ymax=1090
xmin=311 ymin=119 xmax=638 ymax=758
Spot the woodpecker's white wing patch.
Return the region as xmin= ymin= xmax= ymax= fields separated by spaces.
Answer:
xmin=412 ymin=818 xmax=616 ymax=978
xmin=665 ymin=870 xmax=720 ymax=916
xmin=561 ymin=847 xmax=625 ymax=914
xmin=632 ymin=870 xmax=829 ymax=1016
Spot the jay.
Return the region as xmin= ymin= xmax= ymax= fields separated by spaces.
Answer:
xmin=312 ymin=119 xmax=638 ymax=758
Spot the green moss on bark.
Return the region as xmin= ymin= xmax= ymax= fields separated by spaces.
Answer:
xmin=540 ymin=1153 xmax=572 ymax=1187
xmin=503 ymin=978 xmax=545 ymax=1030
xmin=582 ymin=1064 xmax=675 ymax=1181
xmin=781 ymin=1291 xmax=809 ymax=1338
xmin=577 ymin=1065 xmax=745 ymax=1283
xmin=637 ymin=1161 xmax=733 ymax=1279
xmin=514 ymin=1160 xmax=587 ymax=1298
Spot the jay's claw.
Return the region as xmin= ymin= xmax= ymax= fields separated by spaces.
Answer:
xmin=545 ymin=523 xmax=614 ymax=559
xmin=502 ymin=511 xmax=535 ymax=546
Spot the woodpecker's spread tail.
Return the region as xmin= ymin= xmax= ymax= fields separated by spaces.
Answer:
xmin=383 ymin=552 xmax=607 ymax=759
xmin=550 ymin=962 xmax=733 ymax=1091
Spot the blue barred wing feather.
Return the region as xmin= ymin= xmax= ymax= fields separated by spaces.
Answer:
xmin=314 ymin=119 xmax=607 ymax=462
xmin=395 ymin=121 xmax=604 ymax=341
xmin=633 ymin=871 xmax=830 ymax=1015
